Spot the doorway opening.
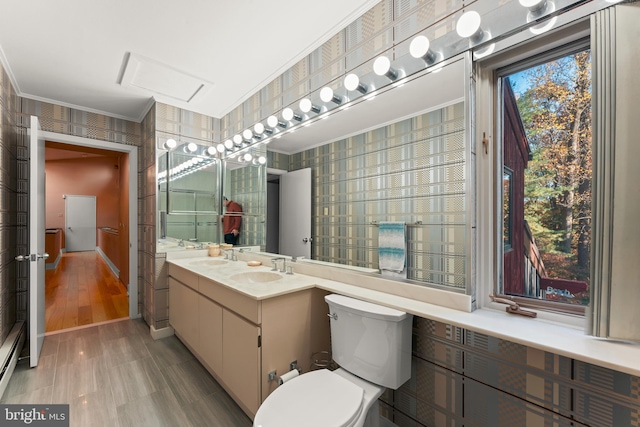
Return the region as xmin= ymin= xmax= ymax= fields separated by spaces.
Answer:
xmin=42 ymin=138 xmax=137 ymax=333
xmin=266 ymin=173 xmax=281 ymax=254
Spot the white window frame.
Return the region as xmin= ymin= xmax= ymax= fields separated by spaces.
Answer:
xmin=474 ymin=20 xmax=591 ymax=328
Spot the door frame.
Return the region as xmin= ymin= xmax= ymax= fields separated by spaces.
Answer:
xmin=40 ymin=130 xmax=139 ymax=319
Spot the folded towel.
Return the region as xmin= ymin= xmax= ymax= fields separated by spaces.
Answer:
xmin=378 ymin=222 xmax=406 ymax=278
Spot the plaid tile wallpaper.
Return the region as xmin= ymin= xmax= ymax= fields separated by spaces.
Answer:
xmin=0 ymin=60 xmax=19 ymax=344
xmin=380 ymin=318 xmax=640 ymax=427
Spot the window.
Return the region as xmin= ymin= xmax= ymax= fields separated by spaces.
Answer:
xmin=498 ymin=44 xmax=591 ymax=312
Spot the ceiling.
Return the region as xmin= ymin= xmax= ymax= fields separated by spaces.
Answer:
xmin=0 ymin=0 xmax=379 ymax=122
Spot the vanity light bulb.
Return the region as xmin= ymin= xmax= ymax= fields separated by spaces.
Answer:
xmin=224 ymin=139 xmax=234 ymax=150
xmin=282 ymin=108 xmax=294 ymax=121
xmin=344 ymin=73 xmax=368 ymax=94
xmin=242 ymin=129 xmax=253 ymax=140
xmin=186 ymin=142 xmax=198 ymax=153
xmin=267 ymin=115 xmax=278 ymax=128
xmin=258 ymin=156 xmax=267 ymax=165
xmin=409 ymin=35 xmax=430 ymax=59
xmin=165 ymin=138 xmax=177 ymax=149
xmin=344 ymin=74 xmax=359 ymax=91
xmin=207 ymin=146 xmax=217 ymax=156
xmin=373 ymin=56 xmax=391 ymax=76
xmin=244 ymin=153 xmax=253 ymax=162
xmin=254 ymin=123 xmax=265 ymax=134
xmin=320 ymin=87 xmax=334 ymax=103
xmin=216 ymin=143 xmax=226 ymax=153
xmin=233 ymin=134 xmax=243 ymax=145
xmin=456 ymin=10 xmax=482 ymax=39
xmin=299 ymin=98 xmax=312 ymax=113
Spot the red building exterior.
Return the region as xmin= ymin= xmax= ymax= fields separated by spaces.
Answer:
xmin=502 ymin=78 xmax=538 ymax=297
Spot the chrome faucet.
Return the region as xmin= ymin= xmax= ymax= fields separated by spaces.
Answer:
xmin=224 ymin=248 xmax=237 ymax=261
xmin=271 ymin=257 xmax=285 ymax=272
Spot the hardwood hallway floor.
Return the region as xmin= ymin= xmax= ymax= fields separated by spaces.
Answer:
xmin=45 ymin=251 xmax=129 ymax=333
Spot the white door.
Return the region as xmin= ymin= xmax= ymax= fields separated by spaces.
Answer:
xmin=279 ymin=168 xmax=311 ymax=258
xmin=65 ymin=195 xmax=96 ymax=252
xmin=27 ymin=116 xmax=46 ymax=367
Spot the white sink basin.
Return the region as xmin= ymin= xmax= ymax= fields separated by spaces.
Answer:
xmin=189 ymin=259 xmax=228 ymax=267
xmin=230 ymin=271 xmax=282 ymax=283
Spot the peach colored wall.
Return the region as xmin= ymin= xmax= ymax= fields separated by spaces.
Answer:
xmin=46 ymin=156 xmax=120 ymax=229
xmin=118 ymin=153 xmax=130 ymax=285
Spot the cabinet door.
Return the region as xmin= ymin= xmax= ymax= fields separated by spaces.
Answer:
xmin=223 ymin=309 xmax=261 ymax=416
xmin=169 ymin=278 xmax=198 ymax=346
xmin=198 ymin=297 xmax=223 ymax=374
xmin=169 ymin=277 xmax=184 ymax=334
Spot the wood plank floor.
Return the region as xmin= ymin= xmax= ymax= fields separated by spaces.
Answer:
xmin=45 ymin=251 xmax=129 ymax=333
xmin=2 ymin=319 xmax=252 ymax=427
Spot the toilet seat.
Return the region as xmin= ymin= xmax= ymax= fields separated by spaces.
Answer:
xmin=253 ymin=369 xmax=364 ymax=427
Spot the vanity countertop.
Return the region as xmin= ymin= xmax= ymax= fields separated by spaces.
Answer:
xmin=167 ymin=255 xmax=320 ymax=299
xmin=166 ymin=251 xmax=640 ymax=378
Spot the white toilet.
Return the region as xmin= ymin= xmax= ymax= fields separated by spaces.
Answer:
xmin=253 ymin=294 xmax=413 ymax=427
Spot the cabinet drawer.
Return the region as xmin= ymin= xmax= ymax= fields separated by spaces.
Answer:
xmin=199 ymin=277 xmax=261 ymax=324
xmin=168 ymin=264 xmax=199 ymax=291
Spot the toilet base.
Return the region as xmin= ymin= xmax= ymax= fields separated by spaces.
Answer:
xmin=362 ymin=399 xmax=380 ymax=427
xmin=332 ymin=368 xmax=385 ymax=427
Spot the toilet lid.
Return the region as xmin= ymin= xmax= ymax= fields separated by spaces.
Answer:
xmin=254 ymin=369 xmax=364 ymax=427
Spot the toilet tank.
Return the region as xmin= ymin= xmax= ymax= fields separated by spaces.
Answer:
xmin=325 ymin=294 xmax=413 ymax=389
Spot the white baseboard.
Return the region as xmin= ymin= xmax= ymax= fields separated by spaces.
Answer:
xmin=150 ymin=325 xmax=174 ymax=340
xmin=0 ymin=322 xmax=26 ymax=400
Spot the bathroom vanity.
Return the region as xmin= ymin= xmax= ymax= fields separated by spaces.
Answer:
xmin=167 ymin=257 xmax=331 ymax=418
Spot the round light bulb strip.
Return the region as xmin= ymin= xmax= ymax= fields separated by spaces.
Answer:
xmin=218 ymin=7 xmax=548 ymax=161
